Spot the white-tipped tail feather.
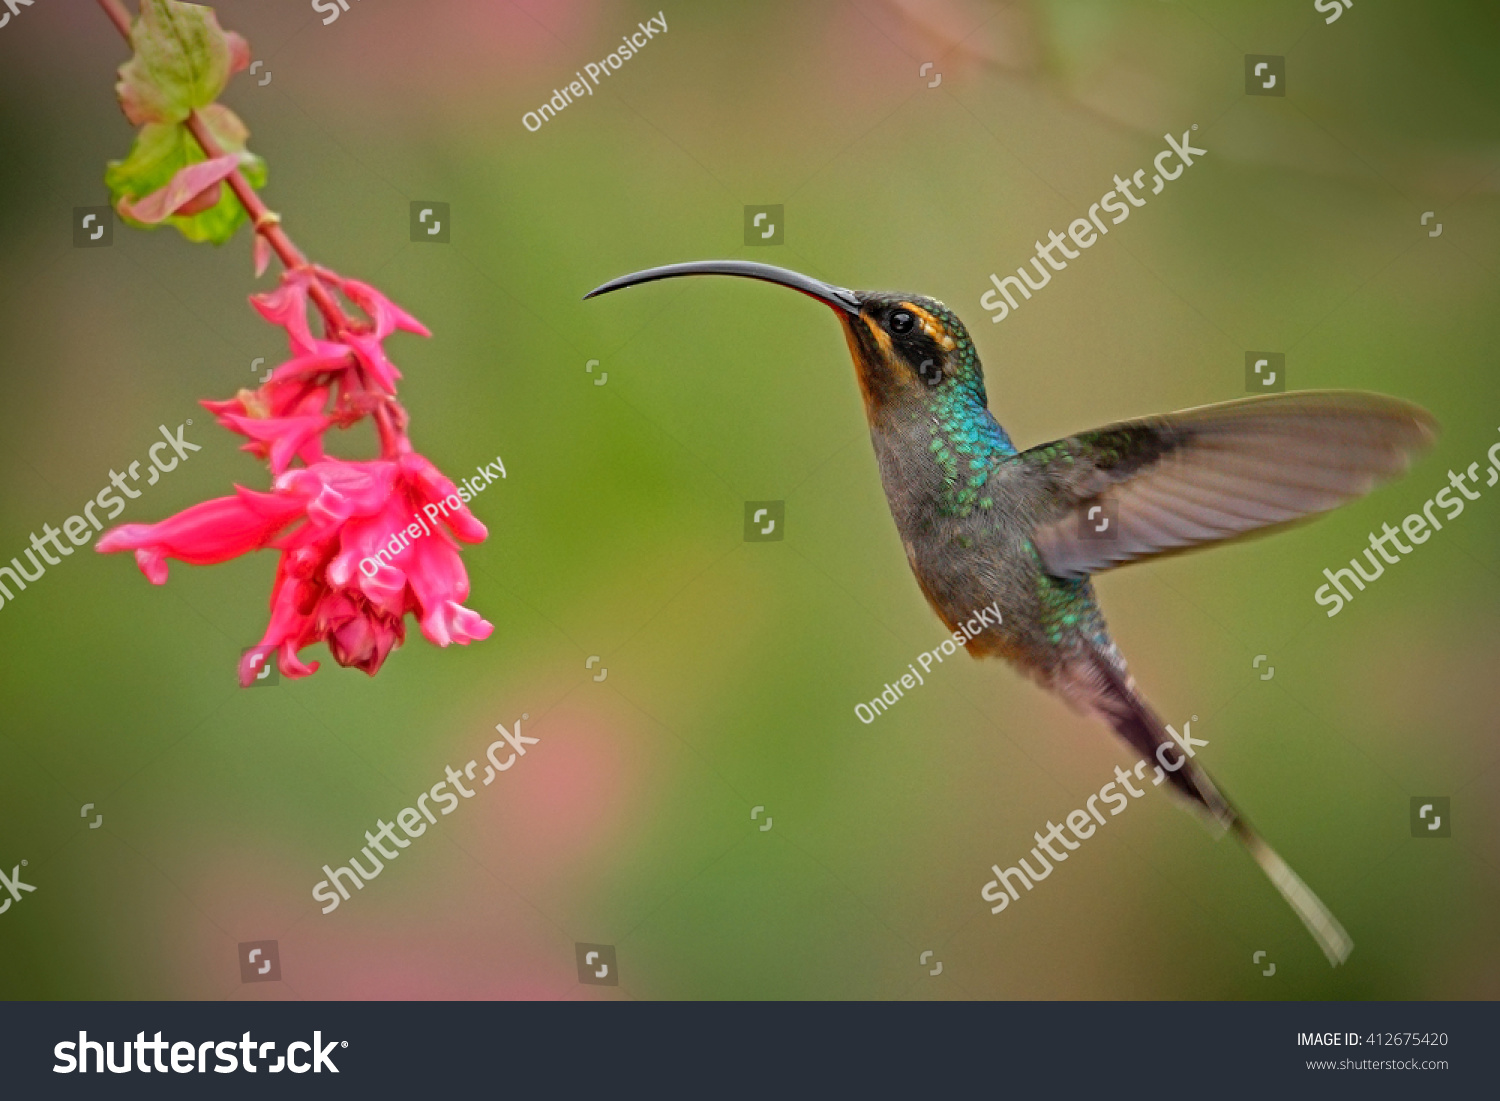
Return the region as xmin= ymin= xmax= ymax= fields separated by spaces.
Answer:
xmin=1080 ymin=645 xmax=1354 ymax=966
xmin=1233 ymin=820 xmax=1353 ymax=966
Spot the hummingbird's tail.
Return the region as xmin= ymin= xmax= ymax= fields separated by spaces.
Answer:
xmin=1227 ymin=818 xmax=1354 ymax=967
xmin=1075 ymin=644 xmax=1354 ymax=966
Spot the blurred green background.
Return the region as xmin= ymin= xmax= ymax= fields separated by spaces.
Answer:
xmin=0 ymin=0 xmax=1496 ymax=1000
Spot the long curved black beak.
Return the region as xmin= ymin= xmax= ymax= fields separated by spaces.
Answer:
xmin=584 ymin=260 xmax=861 ymax=315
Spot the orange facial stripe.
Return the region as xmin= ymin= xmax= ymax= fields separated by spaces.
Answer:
xmin=861 ymin=314 xmax=894 ymax=356
xmin=901 ymin=302 xmax=956 ymax=351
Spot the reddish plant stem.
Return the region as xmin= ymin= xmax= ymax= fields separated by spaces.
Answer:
xmin=373 ymin=404 xmax=401 ymax=457
xmin=97 ymin=0 xmax=130 ymax=35
xmin=95 ymin=0 xmax=413 ymax=460
xmin=96 ymin=0 xmax=348 ymax=337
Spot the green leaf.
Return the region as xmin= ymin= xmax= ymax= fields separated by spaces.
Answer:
xmin=116 ymin=0 xmax=250 ymax=126
xmin=105 ymin=104 xmax=266 ymax=245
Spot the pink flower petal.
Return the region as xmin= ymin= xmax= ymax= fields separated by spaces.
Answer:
xmin=266 ymin=351 xmax=353 ymax=386
xmin=98 ymin=491 xmax=303 ymax=581
xmin=277 ymin=460 xmax=400 ymax=525
xmin=400 ymin=536 xmax=490 ymax=647
xmin=135 ymin=547 xmax=169 ymax=586
xmin=233 ymin=483 xmax=309 ymax=522
xmin=344 ymin=333 xmax=403 ymax=394
xmin=338 ymin=276 xmax=431 ymax=339
xmin=276 ymin=641 xmax=321 ymax=680
xmin=251 ymin=275 xmax=323 ymax=358
xmin=222 ymin=412 xmax=332 ymax=474
xmin=421 ymin=600 xmax=494 ymax=648
xmin=400 ymin=452 xmax=488 ymax=543
xmin=242 ymin=569 xmax=318 ymax=685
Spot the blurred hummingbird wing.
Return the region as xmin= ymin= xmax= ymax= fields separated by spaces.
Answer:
xmin=1023 ymin=391 xmax=1437 ymax=580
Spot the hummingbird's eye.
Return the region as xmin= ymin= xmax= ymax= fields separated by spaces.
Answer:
xmin=888 ymin=310 xmax=915 ymax=335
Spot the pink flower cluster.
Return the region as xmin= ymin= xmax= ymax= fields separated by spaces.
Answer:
xmin=99 ymin=267 xmax=492 ymax=684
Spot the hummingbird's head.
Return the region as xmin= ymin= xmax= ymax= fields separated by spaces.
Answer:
xmin=835 ymin=290 xmax=984 ymax=415
xmin=584 ymin=261 xmax=986 ymax=420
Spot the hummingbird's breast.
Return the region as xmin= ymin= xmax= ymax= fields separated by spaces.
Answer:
xmin=869 ymin=408 xmax=1103 ymax=680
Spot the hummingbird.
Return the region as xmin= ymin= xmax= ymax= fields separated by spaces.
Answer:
xmin=585 ymin=260 xmax=1436 ymax=965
